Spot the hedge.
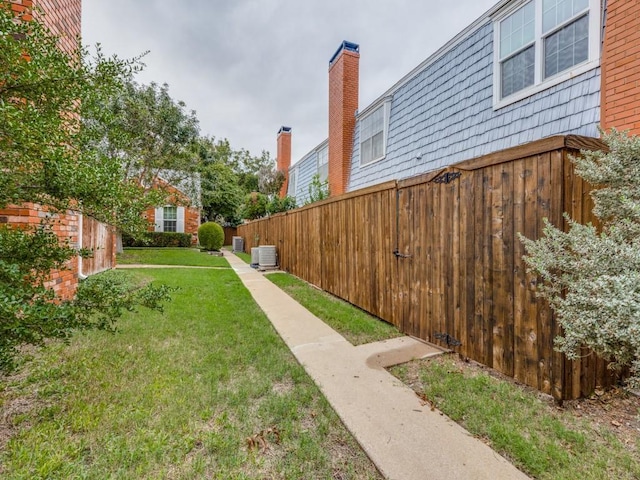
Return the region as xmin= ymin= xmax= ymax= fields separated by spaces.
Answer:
xmin=198 ymin=222 xmax=224 ymax=251
xmin=122 ymin=232 xmax=192 ymax=248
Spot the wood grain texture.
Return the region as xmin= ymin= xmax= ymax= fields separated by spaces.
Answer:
xmin=237 ymin=136 xmax=616 ymax=400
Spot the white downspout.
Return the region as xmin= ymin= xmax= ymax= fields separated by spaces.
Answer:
xmin=77 ymin=213 xmax=88 ymax=280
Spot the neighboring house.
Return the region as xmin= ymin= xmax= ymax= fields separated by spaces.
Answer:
xmin=143 ymin=172 xmax=201 ymax=244
xmin=277 ymin=0 xmax=639 ymax=201
xmin=0 ymin=0 xmax=115 ymax=299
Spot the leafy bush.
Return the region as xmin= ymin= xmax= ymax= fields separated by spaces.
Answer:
xmin=198 ymin=222 xmax=224 ymax=251
xmin=305 ymin=174 xmax=330 ymax=205
xmin=521 ymin=130 xmax=640 ymax=387
xmin=122 ymin=232 xmax=192 ymax=247
xmin=0 ymin=224 xmax=173 ymax=371
xmin=268 ymin=195 xmax=297 ymax=215
xmin=242 ymin=192 xmax=268 ymax=220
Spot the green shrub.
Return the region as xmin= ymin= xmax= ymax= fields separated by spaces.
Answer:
xmin=198 ymin=222 xmax=224 ymax=251
xmin=123 ymin=232 xmax=192 ymax=248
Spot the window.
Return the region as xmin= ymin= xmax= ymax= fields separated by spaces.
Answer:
xmin=154 ymin=206 xmax=184 ymax=233
xmin=499 ymin=2 xmax=535 ymax=98
xmin=359 ymin=100 xmax=390 ymax=166
xmin=360 ymin=106 xmax=384 ymax=165
xmin=317 ymin=144 xmax=328 ymax=182
xmin=542 ymin=0 xmax=589 ymax=78
xmin=289 ymin=168 xmax=297 ymax=197
xmin=493 ymin=0 xmax=599 ymax=107
xmin=163 ymin=206 xmax=177 ymax=232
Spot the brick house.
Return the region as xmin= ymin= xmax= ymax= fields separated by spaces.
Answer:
xmin=142 ymin=172 xmax=201 ymax=244
xmin=279 ymin=0 xmax=639 ymax=203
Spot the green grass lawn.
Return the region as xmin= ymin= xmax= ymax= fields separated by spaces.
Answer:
xmin=266 ymin=273 xmax=402 ymax=346
xmin=117 ymin=247 xmax=229 ymax=267
xmin=0 ymin=268 xmax=381 ymax=479
xmin=234 ymin=251 xmax=252 ymax=264
xmin=391 ymin=355 xmax=640 ymax=480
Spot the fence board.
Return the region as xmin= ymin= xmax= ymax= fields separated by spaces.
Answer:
xmin=82 ymin=216 xmax=115 ymax=276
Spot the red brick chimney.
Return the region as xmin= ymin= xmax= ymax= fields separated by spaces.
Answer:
xmin=328 ymin=41 xmax=359 ymax=196
xmin=601 ymin=0 xmax=640 ymax=135
xmin=277 ymin=126 xmax=292 ymax=198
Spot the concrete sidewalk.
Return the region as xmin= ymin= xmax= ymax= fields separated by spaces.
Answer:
xmin=226 ymin=253 xmax=529 ymax=480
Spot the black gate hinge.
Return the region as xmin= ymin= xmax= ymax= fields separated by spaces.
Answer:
xmin=434 ymin=332 xmax=462 ymax=347
xmin=393 ymin=249 xmax=412 ymax=258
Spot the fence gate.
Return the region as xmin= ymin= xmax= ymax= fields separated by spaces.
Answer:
xmin=395 ymin=169 xmax=462 ymax=348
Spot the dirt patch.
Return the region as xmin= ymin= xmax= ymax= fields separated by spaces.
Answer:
xmin=396 ymin=354 xmax=640 ymax=450
xmin=271 ymin=379 xmax=294 ymax=396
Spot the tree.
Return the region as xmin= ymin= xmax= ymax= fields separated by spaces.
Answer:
xmin=196 ymin=137 xmax=287 ymax=224
xmin=0 ymin=7 xmax=171 ymax=370
xmin=304 ymin=174 xmax=330 ymax=205
xmin=521 ymin=131 xmax=640 ymax=387
xmin=87 ymin=81 xmax=201 ymax=193
xmin=195 ymin=137 xmax=244 ymax=225
xmin=241 ymin=192 xmax=268 ymax=220
xmin=84 ymin=80 xmax=201 ymax=251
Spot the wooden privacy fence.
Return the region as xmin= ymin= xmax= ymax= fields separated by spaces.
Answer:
xmin=81 ymin=215 xmax=115 ymax=276
xmin=223 ymin=226 xmax=238 ymax=246
xmin=238 ymin=135 xmax=614 ymax=400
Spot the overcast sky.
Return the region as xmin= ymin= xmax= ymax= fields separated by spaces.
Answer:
xmin=82 ymin=0 xmax=498 ymax=164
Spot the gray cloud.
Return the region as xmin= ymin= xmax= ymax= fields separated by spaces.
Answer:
xmin=82 ymin=0 xmax=497 ymax=162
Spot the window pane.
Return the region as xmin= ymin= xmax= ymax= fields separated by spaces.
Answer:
xmin=371 ymin=131 xmax=384 ymax=160
xmin=360 ymin=105 xmax=385 ymax=165
xmin=317 ymin=145 xmax=328 ymax=167
xmin=500 ymin=2 xmax=534 ymax=58
xmin=163 ymin=220 xmax=177 ymax=232
xmin=543 ymin=0 xmax=589 ymax=32
xmin=361 ymin=138 xmax=373 ymax=164
xmin=544 ymin=14 xmax=588 ymax=78
xmin=164 ymin=206 xmax=177 ymax=220
xmin=501 ymin=45 xmax=535 ymax=98
xmin=318 ymin=163 xmax=329 ymax=182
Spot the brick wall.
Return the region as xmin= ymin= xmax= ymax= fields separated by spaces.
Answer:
xmin=1 ymin=0 xmax=83 ymax=300
xmin=601 ymin=0 xmax=640 ymax=134
xmin=0 ymin=205 xmax=80 ymax=299
xmin=328 ymin=42 xmax=359 ymax=196
xmin=34 ymin=0 xmax=81 ymax=55
xmin=277 ymin=127 xmax=292 ymax=198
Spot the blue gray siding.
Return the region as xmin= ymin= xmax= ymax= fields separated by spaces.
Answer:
xmin=287 ymin=150 xmax=319 ymax=205
xmin=348 ymin=20 xmax=600 ymax=190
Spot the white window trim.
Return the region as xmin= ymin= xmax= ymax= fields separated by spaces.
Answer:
xmin=154 ymin=206 xmax=185 ymax=233
xmin=316 ymin=142 xmax=329 ymax=182
xmin=358 ymin=96 xmax=392 ymax=167
xmin=492 ymin=0 xmax=600 ymax=110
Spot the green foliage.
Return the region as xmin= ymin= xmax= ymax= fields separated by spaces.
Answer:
xmin=241 ymin=192 xmax=268 ymax=220
xmin=122 ymin=232 xmax=192 ymax=248
xmin=87 ymin=80 xmax=201 ymax=204
xmin=522 ymin=131 xmax=640 ymax=387
xmin=267 ymin=273 xmax=400 ymax=345
xmin=0 ymin=6 xmax=149 ymax=231
xmin=0 ymin=8 xmax=174 ymax=371
xmin=199 ymin=158 xmax=244 ymax=225
xmin=0 ymin=268 xmax=380 ymax=478
xmin=391 ymin=355 xmax=640 ymax=479
xmin=0 ymin=223 xmax=173 ymax=370
xmin=198 ymin=222 xmax=224 ymax=251
xmin=196 ymin=137 xmax=286 ymax=225
xmin=305 ymin=174 xmax=330 ymax=205
xmin=268 ymin=195 xmax=297 ymax=215
xmin=117 ymin=248 xmax=229 ymax=267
